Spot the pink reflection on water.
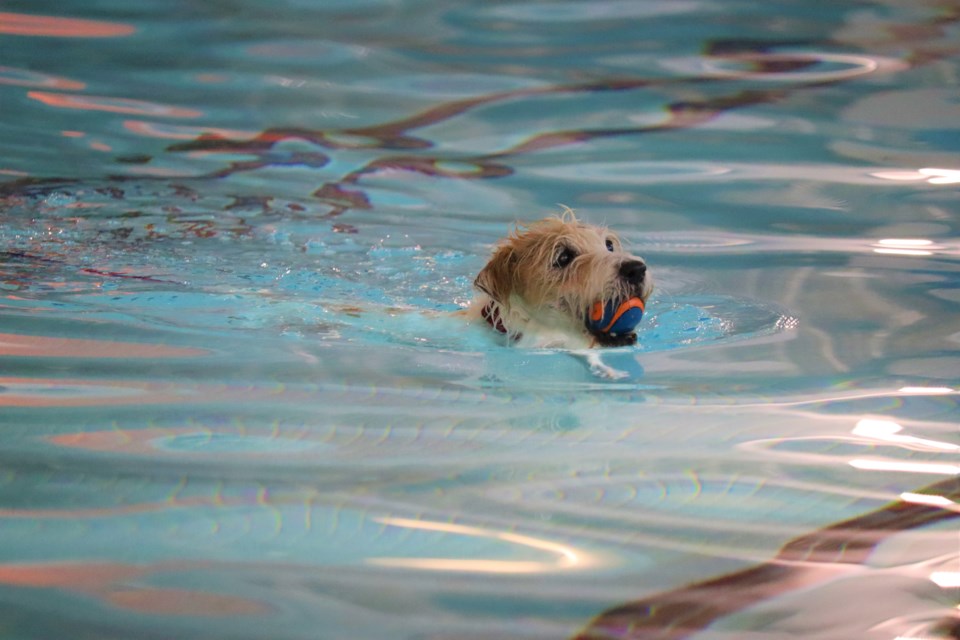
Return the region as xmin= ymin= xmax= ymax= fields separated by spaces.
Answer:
xmin=0 ymin=332 xmax=205 ymax=359
xmin=27 ymin=91 xmax=202 ymax=118
xmin=0 ymin=561 xmax=268 ymax=616
xmin=0 ymin=377 xmax=174 ymax=408
xmin=106 ymin=587 xmax=269 ymax=616
xmin=124 ymin=119 xmax=256 ymax=140
xmin=0 ymin=12 xmax=136 ymax=38
xmin=0 ymin=377 xmax=315 ymax=408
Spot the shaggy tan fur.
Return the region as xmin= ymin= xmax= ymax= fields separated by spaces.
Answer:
xmin=469 ymin=211 xmax=653 ymax=349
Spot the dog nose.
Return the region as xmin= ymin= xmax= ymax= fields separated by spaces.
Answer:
xmin=619 ymin=260 xmax=646 ymax=284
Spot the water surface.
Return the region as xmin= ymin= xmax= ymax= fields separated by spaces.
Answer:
xmin=1 ymin=1 xmax=959 ymax=639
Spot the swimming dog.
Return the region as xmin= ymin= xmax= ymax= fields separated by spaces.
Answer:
xmin=468 ymin=211 xmax=653 ymax=351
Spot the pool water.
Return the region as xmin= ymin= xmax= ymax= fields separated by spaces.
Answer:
xmin=1 ymin=1 xmax=959 ymax=638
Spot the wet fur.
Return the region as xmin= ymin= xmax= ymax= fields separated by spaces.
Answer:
xmin=469 ymin=212 xmax=653 ymax=350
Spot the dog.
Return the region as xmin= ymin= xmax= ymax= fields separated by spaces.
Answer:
xmin=467 ymin=211 xmax=653 ymax=352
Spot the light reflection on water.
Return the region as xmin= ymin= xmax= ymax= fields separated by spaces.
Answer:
xmin=1 ymin=1 xmax=959 ymax=639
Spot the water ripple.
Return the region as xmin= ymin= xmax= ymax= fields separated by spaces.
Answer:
xmin=27 ymin=91 xmax=203 ymax=118
xmin=0 ymin=66 xmax=85 ymax=90
xmin=661 ymin=51 xmax=908 ymax=82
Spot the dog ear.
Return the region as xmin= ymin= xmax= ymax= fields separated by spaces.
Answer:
xmin=474 ymin=245 xmax=516 ymax=304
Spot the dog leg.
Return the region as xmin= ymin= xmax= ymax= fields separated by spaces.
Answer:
xmin=579 ymin=350 xmax=629 ymax=380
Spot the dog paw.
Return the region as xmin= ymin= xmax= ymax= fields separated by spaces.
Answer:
xmin=591 ymin=363 xmax=629 ymax=380
xmin=583 ymin=351 xmax=629 ymax=379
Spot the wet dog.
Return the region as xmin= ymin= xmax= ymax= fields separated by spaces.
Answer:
xmin=468 ymin=211 xmax=653 ymax=351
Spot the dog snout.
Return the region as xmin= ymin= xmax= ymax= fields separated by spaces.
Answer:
xmin=619 ymin=260 xmax=647 ymax=285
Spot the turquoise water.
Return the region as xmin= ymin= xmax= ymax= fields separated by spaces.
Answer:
xmin=1 ymin=2 xmax=959 ymax=638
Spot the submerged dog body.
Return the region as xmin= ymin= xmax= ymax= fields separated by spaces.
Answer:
xmin=467 ymin=213 xmax=653 ymax=349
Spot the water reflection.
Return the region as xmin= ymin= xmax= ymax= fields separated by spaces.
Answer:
xmin=2 ymin=1 xmax=959 ymax=639
xmin=0 ymin=560 xmax=269 ymax=616
xmin=898 ymin=387 xmax=957 ymax=396
xmin=873 ymin=239 xmax=935 ymax=257
xmin=899 ymin=492 xmax=958 ymax=510
xmin=852 ymin=418 xmax=958 ymax=451
xmin=918 ymin=168 xmax=960 ymax=184
xmin=0 ymin=11 xmax=135 ymax=37
xmin=574 ymin=476 xmax=960 ymax=640
xmin=0 ymin=66 xmax=85 ymax=90
xmin=123 ymin=120 xmax=256 ymax=141
xmin=848 ymin=459 xmax=960 ymax=475
xmin=0 ymin=332 xmax=205 ymax=359
xmin=661 ymin=51 xmax=907 ymax=82
xmin=929 ymin=572 xmax=960 ymax=588
xmin=27 ymin=91 xmax=203 ymax=118
xmin=370 ymin=517 xmax=593 ymax=574
xmin=871 ymin=167 xmax=960 ymax=184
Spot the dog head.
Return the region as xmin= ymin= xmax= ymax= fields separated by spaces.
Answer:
xmin=474 ymin=212 xmax=653 ymax=347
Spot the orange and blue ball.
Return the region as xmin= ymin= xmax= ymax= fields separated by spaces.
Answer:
xmin=587 ymin=297 xmax=645 ymax=336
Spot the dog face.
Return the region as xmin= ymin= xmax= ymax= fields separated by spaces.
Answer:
xmin=474 ymin=213 xmax=653 ymax=347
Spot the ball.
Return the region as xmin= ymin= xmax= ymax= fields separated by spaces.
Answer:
xmin=587 ymin=297 xmax=645 ymax=335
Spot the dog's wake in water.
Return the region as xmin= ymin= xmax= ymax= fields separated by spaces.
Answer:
xmin=311 ymin=210 xmax=792 ymax=380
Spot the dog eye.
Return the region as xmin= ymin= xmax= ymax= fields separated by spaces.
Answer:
xmin=554 ymin=247 xmax=575 ymax=268
xmin=605 ymin=238 xmax=616 ymax=252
